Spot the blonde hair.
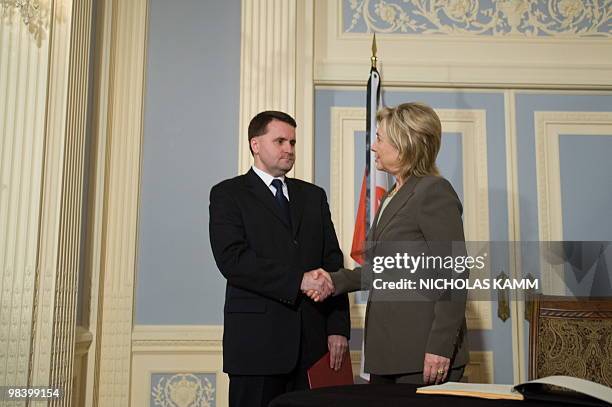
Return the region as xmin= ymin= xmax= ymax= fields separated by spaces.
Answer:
xmin=376 ymin=102 xmax=441 ymax=179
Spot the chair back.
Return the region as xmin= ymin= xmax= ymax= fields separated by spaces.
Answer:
xmin=529 ymin=294 xmax=612 ymax=387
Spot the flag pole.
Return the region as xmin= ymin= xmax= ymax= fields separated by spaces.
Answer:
xmin=350 ymin=33 xmax=384 ymax=266
xmin=365 ymin=34 xmax=380 ymax=233
xmin=371 ymin=32 xmax=377 ymax=68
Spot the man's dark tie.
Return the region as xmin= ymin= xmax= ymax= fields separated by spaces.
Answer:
xmin=271 ymin=179 xmax=291 ymax=227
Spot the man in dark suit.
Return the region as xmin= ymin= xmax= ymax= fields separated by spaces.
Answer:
xmin=209 ymin=111 xmax=350 ymax=407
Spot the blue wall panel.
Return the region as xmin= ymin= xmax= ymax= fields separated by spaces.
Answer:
xmin=136 ymin=0 xmax=241 ymax=324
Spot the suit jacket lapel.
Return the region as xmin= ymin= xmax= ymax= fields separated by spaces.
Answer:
xmin=373 ymin=176 xmax=421 ymax=241
xmin=286 ymin=178 xmax=304 ymax=238
xmin=244 ymin=169 xmax=291 ymax=229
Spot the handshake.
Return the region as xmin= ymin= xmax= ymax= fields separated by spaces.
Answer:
xmin=300 ymin=269 xmax=334 ymax=302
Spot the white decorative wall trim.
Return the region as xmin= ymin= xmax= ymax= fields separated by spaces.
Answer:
xmin=238 ymin=0 xmax=296 ymax=174
xmin=131 ymin=325 xmax=226 ymax=407
xmin=82 ymin=0 xmax=114 ymax=403
xmin=330 ymin=106 xmax=492 ymax=331
xmin=534 ymin=111 xmax=612 ymax=295
xmin=349 ymin=350 xmax=362 ymax=381
xmin=0 ymin=0 xmax=50 ymax=387
xmin=295 ymin=0 xmax=316 ymax=181
xmin=0 ymin=0 xmax=51 ymax=45
xmin=342 ymin=0 xmax=611 ymax=37
xmin=437 ymin=108 xmax=492 ymax=331
xmin=464 ymin=351 xmax=494 ymax=384
xmin=330 ymin=107 xmax=365 ymax=268
xmin=238 ymin=0 xmax=316 ymax=181
xmin=27 ymin=2 xmax=95 ymax=406
xmin=314 ymin=0 xmax=612 ymax=87
xmin=350 ymin=303 xmax=368 ymax=330
xmin=436 ymin=109 xmax=490 ymax=243
xmin=29 ymin=0 xmax=75 ymax=391
xmin=504 ymin=90 xmax=525 ymax=383
xmin=93 ymin=0 xmax=149 ymax=404
xmin=132 ymin=325 xmax=223 ymax=352
xmin=73 ymin=327 xmax=93 ymax=407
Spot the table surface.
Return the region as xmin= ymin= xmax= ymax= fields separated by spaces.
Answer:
xmin=270 ymin=383 xmax=602 ymax=407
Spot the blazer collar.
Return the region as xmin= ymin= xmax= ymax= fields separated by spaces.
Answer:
xmin=372 ymin=176 xmax=421 ymax=241
xmin=244 ymin=169 xmax=303 ymax=236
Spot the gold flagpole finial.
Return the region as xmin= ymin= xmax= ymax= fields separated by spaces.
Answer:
xmin=371 ymin=33 xmax=377 ymax=68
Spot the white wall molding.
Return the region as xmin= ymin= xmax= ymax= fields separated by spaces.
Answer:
xmin=314 ymin=0 xmax=612 ymax=88
xmin=82 ymin=0 xmax=114 ymax=404
xmin=91 ymin=0 xmax=149 ymax=404
xmin=0 ymin=0 xmax=50 ymax=388
xmin=464 ymin=351 xmax=495 ymax=384
xmin=329 ymin=107 xmax=365 ymax=268
xmin=132 ymin=325 xmax=223 ymax=353
xmin=238 ymin=0 xmax=316 ymax=181
xmin=437 ymin=108 xmax=492 ymax=331
xmin=238 ymin=0 xmax=297 ymax=174
xmin=328 ymin=107 xmax=367 ymax=327
xmin=534 ymin=111 xmax=612 ymax=295
xmin=295 ymin=0 xmax=316 ymax=181
xmin=21 ymin=2 xmax=95 ymax=406
xmin=436 ymin=109 xmax=490 ymax=243
xmin=131 ymin=325 xmax=226 ymax=407
xmin=29 ymin=0 xmax=74 ymax=388
xmin=73 ymin=327 xmax=93 ymax=407
xmin=504 ymin=90 xmax=525 ymax=383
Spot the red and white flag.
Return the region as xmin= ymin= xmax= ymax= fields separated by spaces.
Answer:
xmin=350 ymin=35 xmax=388 ymax=383
xmin=350 ymin=40 xmax=387 ymax=265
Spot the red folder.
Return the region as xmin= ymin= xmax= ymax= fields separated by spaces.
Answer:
xmin=307 ymin=351 xmax=354 ymax=389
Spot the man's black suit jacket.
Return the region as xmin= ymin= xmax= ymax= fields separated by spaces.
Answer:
xmin=209 ymin=169 xmax=350 ymax=375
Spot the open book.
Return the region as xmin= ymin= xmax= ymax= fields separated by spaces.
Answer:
xmin=417 ymin=376 xmax=612 ymax=406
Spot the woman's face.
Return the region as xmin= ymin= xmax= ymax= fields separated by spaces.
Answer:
xmin=372 ymin=122 xmax=401 ymax=176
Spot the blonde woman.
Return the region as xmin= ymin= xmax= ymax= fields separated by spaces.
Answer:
xmin=306 ymin=102 xmax=468 ymax=385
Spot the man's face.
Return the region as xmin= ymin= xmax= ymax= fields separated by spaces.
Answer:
xmin=251 ymin=119 xmax=296 ymax=177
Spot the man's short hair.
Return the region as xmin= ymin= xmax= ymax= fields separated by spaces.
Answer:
xmin=248 ymin=111 xmax=297 ymax=154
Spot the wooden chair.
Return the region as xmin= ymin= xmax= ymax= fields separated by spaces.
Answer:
xmin=529 ymin=294 xmax=612 ymax=386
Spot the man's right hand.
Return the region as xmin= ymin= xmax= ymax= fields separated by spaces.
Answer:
xmin=301 ymin=269 xmax=334 ymax=302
